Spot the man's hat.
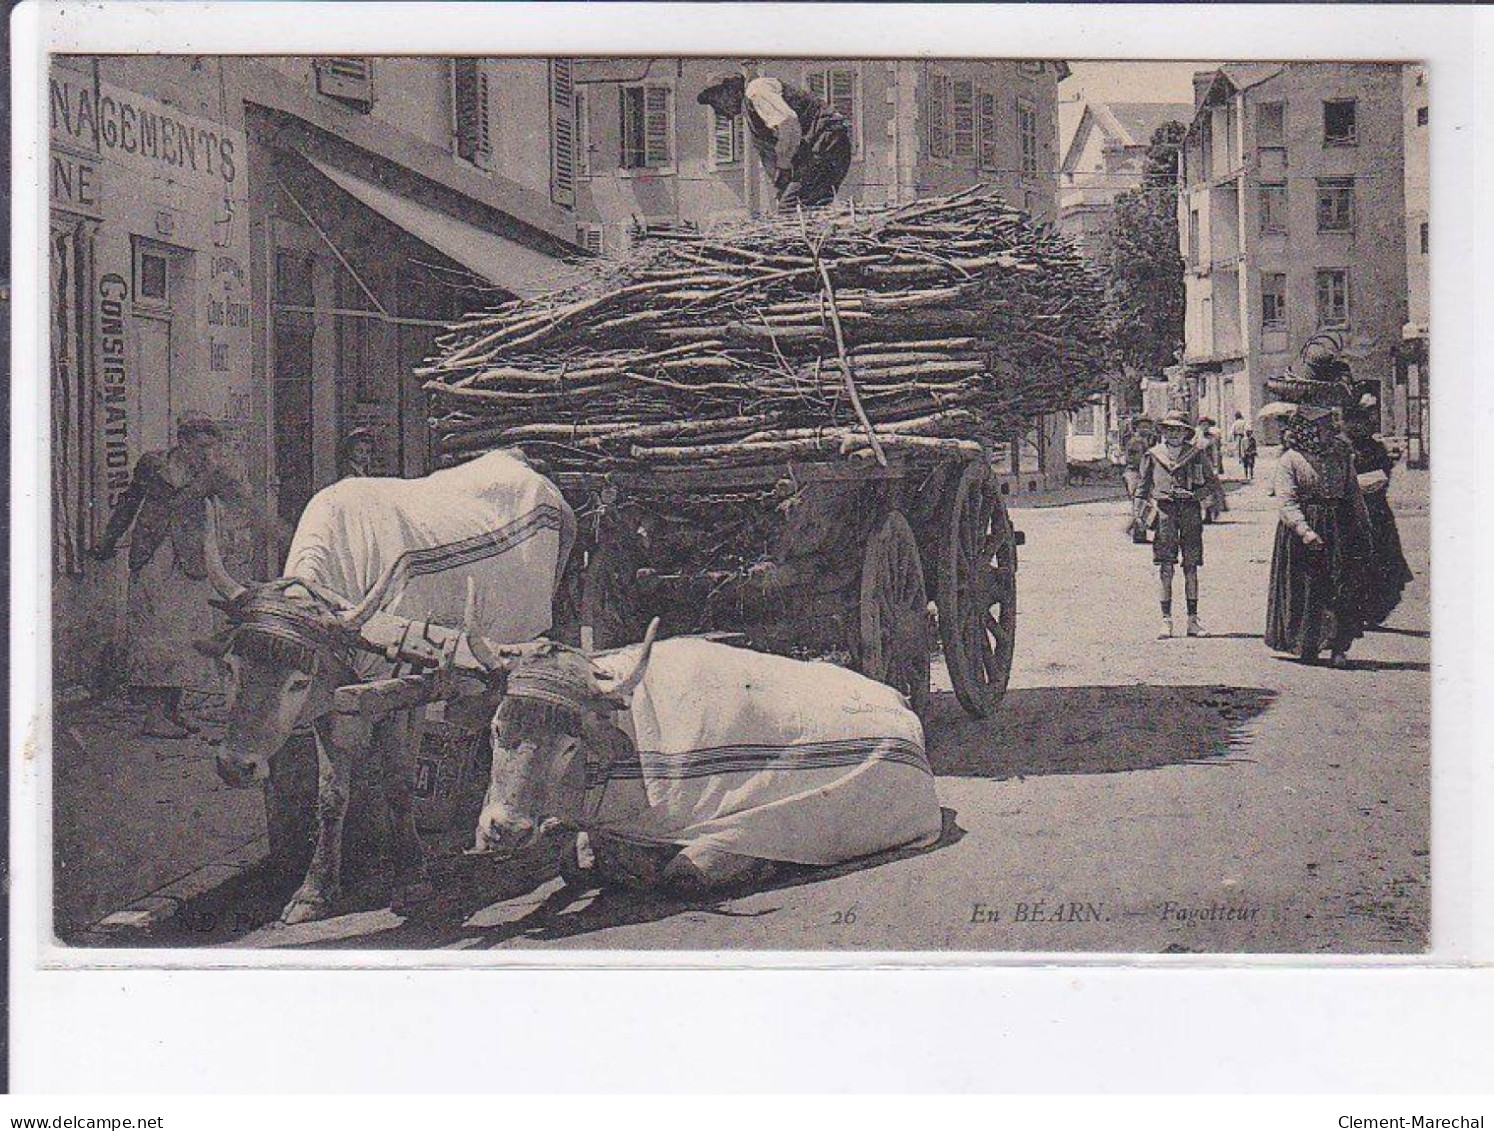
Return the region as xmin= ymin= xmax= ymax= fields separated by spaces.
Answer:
xmin=697 ymin=73 xmax=745 ymax=105
xmin=1159 ymin=410 xmax=1193 ymax=431
xmin=177 ymin=413 xmax=223 ymax=441
xmin=342 ymin=426 xmax=376 ymax=443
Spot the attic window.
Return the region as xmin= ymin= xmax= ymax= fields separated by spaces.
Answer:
xmin=315 ymin=57 xmax=374 ymax=111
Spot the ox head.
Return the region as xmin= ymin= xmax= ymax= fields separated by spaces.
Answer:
xmin=468 ymin=615 xmax=660 ymax=857
xmin=195 ymin=502 xmax=399 ymax=789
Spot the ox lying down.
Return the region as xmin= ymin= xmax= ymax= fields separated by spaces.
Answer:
xmin=468 ymin=624 xmax=944 ymax=894
xmin=197 ymin=450 xmax=574 ymax=924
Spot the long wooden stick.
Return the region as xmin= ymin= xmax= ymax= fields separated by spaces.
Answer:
xmin=814 ymin=255 xmax=886 ymax=467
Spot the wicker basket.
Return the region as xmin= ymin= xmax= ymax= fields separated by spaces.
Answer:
xmin=1266 ymin=372 xmax=1348 ymax=406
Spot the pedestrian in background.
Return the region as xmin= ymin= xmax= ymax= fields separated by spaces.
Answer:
xmin=1137 ymin=411 xmax=1227 ymax=638
xmin=1345 ymin=397 xmax=1412 ymax=627
xmin=1229 ymin=411 xmax=1249 ymax=462
xmin=1265 ymin=405 xmax=1373 ymax=668
xmin=337 ymin=426 xmax=377 ymax=480
xmin=1122 ymin=417 xmax=1156 ymax=543
xmin=1241 ymin=429 xmax=1258 ymax=480
xmin=90 ymin=415 xmax=289 ymax=737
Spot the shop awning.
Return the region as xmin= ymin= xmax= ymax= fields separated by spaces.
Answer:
xmin=306 ymin=156 xmax=581 ymax=300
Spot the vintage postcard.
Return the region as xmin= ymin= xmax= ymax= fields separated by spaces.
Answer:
xmin=32 ymin=42 xmax=1436 ymax=960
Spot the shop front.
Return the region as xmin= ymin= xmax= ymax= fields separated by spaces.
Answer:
xmin=50 ymin=63 xmax=256 ymax=693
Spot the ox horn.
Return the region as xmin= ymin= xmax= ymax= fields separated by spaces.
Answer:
xmin=462 ymin=577 xmax=502 ymax=671
xmin=605 ymin=617 xmax=660 ymax=698
xmin=337 ymin=559 xmax=406 ymax=631
xmin=203 ymin=500 xmax=247 ymax=603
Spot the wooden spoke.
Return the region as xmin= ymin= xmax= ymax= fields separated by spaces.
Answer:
xmin=937 ymin=460 xmax=1018 ymax=718
xmin=858 ymin=510 xmax=931 ymax=716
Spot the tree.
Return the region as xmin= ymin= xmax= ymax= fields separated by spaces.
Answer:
xmin=1100 ymin=122 xmax=1188 ymax=410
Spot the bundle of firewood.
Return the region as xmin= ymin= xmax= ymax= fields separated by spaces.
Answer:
xmin=420 ymin=186 xmax=1111 ymax=472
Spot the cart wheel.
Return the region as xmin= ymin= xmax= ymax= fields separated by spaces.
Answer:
xmin=858 ymin=510 xmax=931 ymax=715
xmin=937 ymin=460 xmax=1017 ymax=718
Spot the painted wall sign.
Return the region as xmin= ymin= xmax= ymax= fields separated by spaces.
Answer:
xmin=96 ymin=272 xmax=132 ymax=508
xmin=50 ymin=150 xmax=103 ymax=217
xmin=50 ymin=75 xmax=238 ymax=188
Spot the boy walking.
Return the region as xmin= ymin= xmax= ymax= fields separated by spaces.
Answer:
xmin=1137 ymin=411 xmax=1228 ymax=638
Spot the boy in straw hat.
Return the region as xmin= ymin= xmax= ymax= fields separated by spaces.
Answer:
xmin=1136 ymin=411 xmax=1227 ymax=638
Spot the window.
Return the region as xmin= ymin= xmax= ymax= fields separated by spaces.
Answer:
xmin=928 ymin=71 xmax=951 ymax=158
xmin=137 ymin=250 xmax=168 ymax=302
xmin=314 ymin=58 xmax=374 ymax=111
xmin=550 ymin=59 xmax=577 ymax=206
xmin=1197 ymin=112 xmax=1214 ymax=180
xmin=1259 ymin=183 xmax=1287 ymax=233
xmin=1316 ymin=176 xmax=1355 ymax=232
xmin=574 ymin=88 xmax=592 ymax=177
xmin=1071 ymin=404 xmax=1095 ymax=436
xmin=1420 ymin=221 xmax=1429 ymax=255
xmin=1017 ymin=98 xmax=1038 ymax=174
xmin=710 ymin=105 xmax=744 ymax=166
xmin=1316 ymin=269 xmax=1350 ymax=328
xmin=807 ymin=66 xmax=859 ymax=153
xmin=1323 ymin=98 xmax=1357 ymax=146
xmin=1256 ymin=101 xmax=1285 ymax=148
xmin=620 ymin=83 xmax=674 ymax=170
xmin=1261 ymin=272 xmax=1287 ymax=330
xmin=452 ymin=60 xmax=492 ymax=169
xmin=1416 ymin=105 xmax=1428 ymax=127
xmin=951 ymin=78 xmax=975 ymax=158
xmin=1187 ymin=209 xmax=1201 ymax=267
xmin=978 ymin=89 xmax=998 ymax=169
xmin=1018 ymin=61 xmax=1045 ymax=76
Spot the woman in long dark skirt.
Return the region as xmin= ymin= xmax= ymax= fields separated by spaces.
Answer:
xmin=1345 ymin=403 xmax=1413 ymax=626
xmin=1265 ymin=406 xmax=1374 ymax=667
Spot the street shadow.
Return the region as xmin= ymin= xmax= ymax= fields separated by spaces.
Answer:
xmin=1341 ymin=658 xmax=1430 ymax=673
xmin=1365 ymin=625 xmax=1430 ymax=640
xmin=923 ymin=684 xmax=1276 ymax=780
xmin=232 ymin=807 xmax=966 ymax=951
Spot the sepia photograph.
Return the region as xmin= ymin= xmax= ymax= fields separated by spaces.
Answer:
xmin=42 ymin=49 xmax=1432 ymax=956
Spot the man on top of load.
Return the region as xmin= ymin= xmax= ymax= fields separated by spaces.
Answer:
xmin=697 ymin=71 xmax=853 ymax=209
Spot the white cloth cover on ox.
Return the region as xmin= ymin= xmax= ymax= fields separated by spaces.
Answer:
xmin=284 ymin=451 xmax=570 ymax=659
xmin=586 ymin=638 xmax=943 ymax=866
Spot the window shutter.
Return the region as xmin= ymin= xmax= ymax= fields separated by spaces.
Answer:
xmin=644 ymin=84 xmax=673 ymax=167
xmin=575 ymin=88 xmax=591 ymax=177
xmin=453 ymin=61 xmax=479 ymax=163
xmin=978 ymin=90 xmax=997 ymax=169
xmin=712 ymin=107 xmax=739 ymax=164
xmin=576 ymin=225 xmax=604 ymax=255
xmin=315 ymin=58 xmax=374 ymax=108
xmin=550 ymin=59 xmax=576 ymax=206
xmin=807 ymin=70 xmax=827 ymax=103
xmin=475 ymin=68 xmax=492 ymax=166
xmin=952 ymin=78 xmax=975 ymax=158
xmin=929 ymin=71 xmax=951 ymax=158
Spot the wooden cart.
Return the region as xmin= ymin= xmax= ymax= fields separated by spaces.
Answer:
xmin=552 ymin=448 xmax=1021 ymax=718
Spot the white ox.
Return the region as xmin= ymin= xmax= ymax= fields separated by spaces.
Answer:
xmin=467 ymin=626 xmax=944 ymax=895
xmin=199 ymin=450 xmax=574 ymax=924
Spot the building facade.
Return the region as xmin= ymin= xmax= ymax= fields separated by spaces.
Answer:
xmin=1398 ymin=63 xmax=1429 ymax=467
xmin=1058 ymin=100 xmax=1190 ymax=461
xmin=50 ymin=55 xmax=582 ymax=694
xmin=1179 ymin=64 xmax=1407 ymax=441
xmin=560 ymin=56 xmax=1071 ymax=488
